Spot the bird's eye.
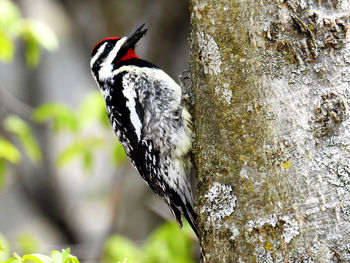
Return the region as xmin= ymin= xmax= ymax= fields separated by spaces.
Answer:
xmin=106 ymin=43 xmax=113 ymax=50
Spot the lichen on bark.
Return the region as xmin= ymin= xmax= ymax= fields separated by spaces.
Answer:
xmin=189 ymin=0 xmax=350 ymax=262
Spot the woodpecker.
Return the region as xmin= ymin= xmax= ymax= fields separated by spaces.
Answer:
xmin=90 ymin=24 xmax=198 ymax=237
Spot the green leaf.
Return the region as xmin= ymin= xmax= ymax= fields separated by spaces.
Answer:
xmin=0 ymin=30 xmax=14 ymax=62
xmin=0 ymin=233 xmax=10 ymax=262
xmin=16 ymin=233 xmax=39 ymax=255
xmin=22 ymin=254 xmax=52 ymax=263
xmin=56 ymin=138 xmax=104 ymax=171
xmin=102 ymin=235 xmax=142 ymax=263
xmin=24 ymin=36 xmax=40 ymax=68
xmin=22 ymin=255 xmax=43 ymax=263
xmin=0 ymin=0 xmax=21 ymax=30
xmin=111 ymin=142 xmax=126 ymax=166
xmin=33 ymin=103 xmax=77 ymax=132
xmin=0 ymin=137 xmax=21 ymax=163
xmin=55 ymin=142 xmax=83 ymax=168
xmin=1 ymin=248 xmax=79 ymax=263
xmin=82 ymin=151 xmax=93 ymax=172
xmin=2 ymin=258 xmax=21 ymax=263
xmin=19 ymin=19 xmax=58 ymax=67
xmin=4 ymin=116 xmax=42 ymax=163
xmin=0 ymin=159 xmax=6 ymax=188
xmin=142 ymin=222 xmax=195 ymax=263
xmin=49 ymin=250 xmax=60 ymax=263
xmin=0 ymin=0 xmax=58 ymax=67
xmin=60 ymin=248 xmax=70 ymax=263
xmin=62 ymin=248 xmax=79 ymax=263
xmin=50 ymin=249 xmax=79 ymax=263
xmin=21 ymin=20 xmax=58 ymax=51
xmin=77 ymin=92 xmax=109 ymax=128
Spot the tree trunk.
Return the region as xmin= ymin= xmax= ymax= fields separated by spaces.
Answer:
xmin=189 ymin=0 xmax=350 ymax=262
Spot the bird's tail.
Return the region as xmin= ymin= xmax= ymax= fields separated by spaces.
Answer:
xmin=183 ymin=203 xmax=207 ymax=263
xmin=183 ymin=201 xmax=199 ymax=237
xmin=169 ymin=195 xmax=207 ymax=262
xmin=168 ymin=188 xmax=198 ymax=237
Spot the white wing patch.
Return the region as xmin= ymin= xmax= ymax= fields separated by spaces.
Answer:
xmin=113 ymin=65 xmax=182 ymax=102
xmin=122 ymin=74 xmax=142 ymax=141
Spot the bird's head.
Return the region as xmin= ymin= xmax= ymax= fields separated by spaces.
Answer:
xmin=90 ymin=24 xmax=148 ymax=78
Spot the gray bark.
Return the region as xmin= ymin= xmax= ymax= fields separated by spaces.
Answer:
xmin=189 ymin=0 xmax=350 ymax=262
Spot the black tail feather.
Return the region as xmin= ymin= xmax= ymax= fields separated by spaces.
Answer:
xmin=168 ymin=188 xmax=198 ymax=237
xmin=183 ymin=202 xmax=199 ymax=238
xmin=170 ymin=201 xmax=183 ymax=228
xmin=169 ymin=193 xmax=205 ymax=262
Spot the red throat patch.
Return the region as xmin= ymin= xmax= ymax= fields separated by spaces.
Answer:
xmin=118 ymin=49 xmax=140 ymax=62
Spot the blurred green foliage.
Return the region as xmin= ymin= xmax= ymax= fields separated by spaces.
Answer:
xmin=0 ymin=234 xmax=10 ymax=262
xmin=0 ymin=91 xmax=127 ymax=177
xmin=0 ymin=2 xmax=196 ymax=263
xmin=142 ymin=222 xmax=195 ymax=263
xmin=0 ymin=0 xmax=58 ymax=66
xmin=0 ymin=160 xmax=5 ymax=188
xmin=0 ymin=0 xmax=126 ymax=183
xmin=55 ymin=137 xmax=104 ymax=171
xmin=2 ymin=248 xmax=79 ymax=263
xmin=0 ymin=233 xmax=74 ymax=263
xmin=102 ymin=222 xmax=196 ymax=263
xmin=0 ymin=0 xmax=58 ymax=185
xmin=103 ymin=235 xmax=142 ymax=263
xmin=0 ymin=114 xmax=43 ymax=186
xmin=33 ymin=103 xmax=78 ymax=133
xmin=33 ymin=92 xmax=127 ymax=172
xmin=0 ymin=137 xmax=21 ymax=164
xmin=15 ymin=233 xmax=39 ymax=255
xmin=32 ymin=92 xmax=108 ymax=133
xmin=0 ymin=222 xmax=196 ymax=263
xmin=0 ymin=136 xmax=21 ymax=187
xmin=4 ymin=116 xmax=42 ymax=163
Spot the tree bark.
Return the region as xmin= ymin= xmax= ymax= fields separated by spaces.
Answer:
xmin=189 ymin=0 xmax=350 ymax=262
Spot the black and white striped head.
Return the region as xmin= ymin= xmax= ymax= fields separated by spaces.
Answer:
xmin=90 ymin=24 xmax=148 ymax=82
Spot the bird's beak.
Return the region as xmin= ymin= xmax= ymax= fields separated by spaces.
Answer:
xmin=123 ymin=24 xmax=148 ymax=50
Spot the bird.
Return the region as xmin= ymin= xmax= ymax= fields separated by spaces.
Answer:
xmin=90 ymin=24 xmax=198 ymax=237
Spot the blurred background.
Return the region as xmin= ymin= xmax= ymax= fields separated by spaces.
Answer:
xmin=0 ymin=0 xmax=197 ymax=262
